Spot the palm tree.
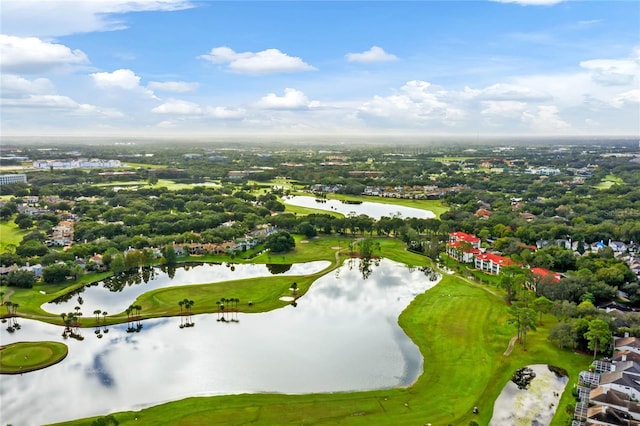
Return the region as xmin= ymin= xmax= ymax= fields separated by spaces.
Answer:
xmin=93 ymin=309 xmax=102 ymax=323
xmin=291 ymin=282 xmax=298 ymax=297
xmin=102 ymin=311 xmax=107 ymax=324
xmin=178 ymin=300 xmax=184 ymax=313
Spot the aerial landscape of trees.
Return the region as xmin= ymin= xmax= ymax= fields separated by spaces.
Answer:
xmin=1 ymin=137 xmax=639 ymax=425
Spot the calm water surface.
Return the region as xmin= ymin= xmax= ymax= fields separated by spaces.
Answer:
xmin=1 ymin=258 xmax=440 ymax=425
xmin=43 ymin=261 xmax=330 ymax=315
xmin=283 ymin=196 xmax=436 ymax=219
xmin=490 ymin=364 xmax=568 ymax=426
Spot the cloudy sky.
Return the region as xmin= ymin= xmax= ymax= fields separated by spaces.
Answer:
xmin=1 ymin=0 xmax=639 ymax=137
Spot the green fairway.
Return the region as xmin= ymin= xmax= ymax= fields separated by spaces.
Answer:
xmin=0 ymin=220 xmax=27 ymax=253
xmin=56 ymin=274 xmax=588 ymax=426
xmin=594 ymin=173 xmax=623 ymax=190
xmin=0 ymin=341 xmax=68 ymax=374
xmin=95 ymin=179 xmax=220 ymax=191
xmin=2 ymin=235 xmax=588 ymax=425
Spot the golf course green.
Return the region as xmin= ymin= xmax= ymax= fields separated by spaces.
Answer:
xmin=0 ymin=341 xmax=68 ymax=374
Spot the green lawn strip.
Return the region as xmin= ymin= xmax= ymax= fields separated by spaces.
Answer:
xmin=0 ymin=220 xmax=28 ymax=252
xmin=284 ymin=202 xmax=345 ymax=218
xmin=94 ymin=179 xmax=219 ymax=191
xmin=118 ymin=162 xmax=167 ymax=169
xmin=0 ymin=341 xmax=68 ymax=374
xmin=57 ymin=274 xmax=589 ymax=426
xmin=593 ymin=173 xmax=624 ymax=190
xmin=134 ymin=273 xmax=320 ymax=319
xmin=1 ymin=271 xmax=112 ymax=324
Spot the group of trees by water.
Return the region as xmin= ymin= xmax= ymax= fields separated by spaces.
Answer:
xmin=1 ymin=141 xmax=639 ymax=351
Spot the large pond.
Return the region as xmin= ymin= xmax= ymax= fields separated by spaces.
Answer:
xmin=1 ymin=258 xmax=440 ymax=425
xmin=43 ymin=261 xmax=331 ymax=316
xmin=283 ymin=196 xmax=436 ymax=220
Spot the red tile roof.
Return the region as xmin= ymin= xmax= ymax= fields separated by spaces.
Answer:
xmin=531 ymin=267 xmax=561 ymax=282
xmin=450 ymin=231 xmax=480 ymax=244
xmin=476 ymin=252 xmax=514 ymax=266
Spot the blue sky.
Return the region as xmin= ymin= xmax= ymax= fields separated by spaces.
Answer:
xmin=1 ymin=0 xmax=639 ymax=137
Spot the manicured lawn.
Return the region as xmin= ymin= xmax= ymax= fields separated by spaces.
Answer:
xmin=59 ymin=274 xmax=588 ymax=426
xmin=4 ymin=235 xmax=589 ymax=425
xmin=95 ymin=179 xmax=220 ymax=191
xmin=594 ymin=173 xmax=623 ymax=190
xmin=0 ymin=341 xmax=68 ymax=374
xmin=0 ymin=220 xmax=27 ymax=252
xmin=118 ymin=162 xmax=167 ymax=169
xmin=284 ymin=202 xmax=344 ymax=217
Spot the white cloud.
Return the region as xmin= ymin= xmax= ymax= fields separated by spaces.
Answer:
xmin=472 ymin=83 xmax=551 ymax=101
xmin=358 ymin=80 xmax=464 ymax=126
xmin=1 ymin=74 xmax=55 ymax=97
xmin=0 ymin=35 xmax=89 ymax=73
xmin=490 ymin=0 xmax=566 ymax=5
xmin=345 ymin=46 xmax=398 ymax=63
xmin=91 ymin=69 xmax=157 ymax=98
xmin=147 ymin=81 xmax=199 ymax=93
xmin=207 ymin=106 xmax=246 ymax=119
xmin=152 ymin=99 xmax=202 ymax=115
xmin=92 ymin=69 xmax=142 ymax=90
xmin=521 ymin=105 xmax=570 ymax=130
xmin=1 ymin=0 xmax=193 ymax=37
xmin=199 ymin=47 xmax=316 ymax=74
xmin=481 ymin=101 xmax=528 ymax=118
xmin=580 ymin=51 xmax=640 ymax=86
xmin=1 ymin=94 xmax=122 ymax=118
xmin=256 ymin=88 xmax=317 ymax=110
xmin=1 ymin=74 xmax=122 ymax=118
xmin=611 ymin=89 xmax=640 ymax=108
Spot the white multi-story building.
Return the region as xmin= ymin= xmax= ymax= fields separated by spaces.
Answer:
xmin=0 ymin=174 xmax=27 ymax=185
xmin=32 ymin=159 xmax=122 ymax=170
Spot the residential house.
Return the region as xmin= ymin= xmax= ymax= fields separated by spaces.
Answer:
xmin=610 ymin=241 xmax=628 ymax=253
xmin=446 ymin=232 xmax=482 ymax=263
xmin=615 ymin=337 xmax=640 ymax=355
xmin=527 ymin=267 xmax=562 ymax=292
xmin=474 ymin=252 xmax=515 ymax=275
xmin=474 ymin=208 xmax=492 ymax=219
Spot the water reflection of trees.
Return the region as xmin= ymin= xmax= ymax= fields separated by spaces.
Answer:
xmin=102 ymin=266 xmax=157 ymax=292
xmin=125 ymin=304 xmax=143 ymax=333
xmin=178 ymin=299 xmax=195 ymax=328
xmin=266 ymin=264 xmax=292 ymax=274
xmin=51 ymin=283 xmax=95 ymax=304
xmin=347 ymin=257 xmax=380 ymax=280
xmin=216 ymin=297 xmax=239 ymax=323
xmin=159 ymin=264 xmax=177 ymax=279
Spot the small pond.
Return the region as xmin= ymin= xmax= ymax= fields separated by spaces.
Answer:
xmin=43 ymin=261 xmax=330 ymax=315
xmin=1 ymin=258 xmax=440 ymax=425
xmin=283 ymin=196 xmax=436 ymax=220
xmin=489 ymin=364 xmax=568 ymax=425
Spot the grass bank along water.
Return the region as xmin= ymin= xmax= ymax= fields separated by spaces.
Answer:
xmin=54 ymin=273 xmax=588 ymax=426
